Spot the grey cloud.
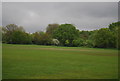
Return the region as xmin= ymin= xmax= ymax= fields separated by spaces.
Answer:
xmin=2 ymin=2 xmax=118 ymax=33
xmin=0 ymin=2 xmax=2 ymax=26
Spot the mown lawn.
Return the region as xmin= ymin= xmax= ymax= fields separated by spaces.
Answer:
xmin=2 ymin=44 xmax=118 ymax=79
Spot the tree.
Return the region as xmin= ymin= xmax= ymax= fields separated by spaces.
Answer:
xmin=2 ymin=24 xmax=24 ymax=33
xmin=79 ymin=31 xmax=91 ymax=40
xmin=2 ymin=24 xmax=30 ymax=44
xmin=33 ymin=31 xmax=53 ymax=45
xmin=109 ymin=22 xmax=120 ymax=32
xmin=53 ymin=24 xmax=79 ymax=46
xmin=46 ymin=23 xmax=59 ymax=37
xmin=32 ymin=31 xmax=44 ymax=44
xmin=11 ymin=31 xmax=32 ymax=44
xmin=109 ymin=22 xmax=120 ymax=49
xmin=93 ymin=28 xmax=116 ymax=48
xmin=86 ymin=30 xmax=98 ymax=47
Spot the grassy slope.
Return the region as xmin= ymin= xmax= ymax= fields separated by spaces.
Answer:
xmin=2 ymin=44 xmax=118 ymax=79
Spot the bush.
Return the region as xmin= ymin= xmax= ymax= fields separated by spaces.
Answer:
xmin=85 ymin=40 xmax=94 ymax=47
xmin=72 ymin=38 xmax=84 ymax=47
xmin=52 ymin=39 xmax=60 ymax=46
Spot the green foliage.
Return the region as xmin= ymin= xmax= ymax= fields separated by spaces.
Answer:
xmin=65 ymin=40 xmax=69 ymax=46
xmin=33 ymin=32 xmax=53 ymax=45
xmin=46 ymin=23 xmax=59 ymax=37
xmin=2 ymin=24 xmax=24 ymax=33
xmin=72 ymin=38 xmax=84 ymax=47
xmin=2 ymin=24 xmax=30 ymax=44
xmin=79 ymin=31 xmax=91 ymax=40
xmin=85 ymin=40 xmax=94 ymax=47
xmin=109 ymin=22 xmax=120 ymax=49
xmin=109 ymin=22 xmax=120 ymax=32
xmin=53 ymin=24 xmax=79 ymax=46
xmin=86 ymin=30 xmax=98 ymax=47
xmin=11 ymin=31 xmax=32 ymax=44
xmin=2 ymin=22 xmax=119 ymax=48
xmin=93 ymin=28 xmax=116 ymax=48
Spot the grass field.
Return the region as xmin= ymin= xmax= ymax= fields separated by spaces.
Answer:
xmin=2 ymin=44 xmax=118 ymax=79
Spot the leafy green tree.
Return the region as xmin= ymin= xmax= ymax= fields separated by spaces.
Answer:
xmin=32 ymin=32 xmax=44 ymax=44
xmin=2 ymin=24 xmax=25 ymax=44
xmin=93 ymin=28 xmax=116 ymax=48
xmin=11 ymin=31 xmax=32 ymax=44
xmin=109 ymin=22 xmax=120 ymax=49
xmin=109 ymin=22 xmax=120 ymax=32
xmin=78 ymin=30 xmax=94 ymax=47
xmin=79 ymin=31 xmax=91 ymax=40
xmin=86 ymin=30 xmax=98 ymax=47
xmin=46 ymin=24 xmax=59 ymax=37
xmin=33 ymin=31 xmax=53 ymax=45
xmin=53 ymin=24 xmax=79 ymax=46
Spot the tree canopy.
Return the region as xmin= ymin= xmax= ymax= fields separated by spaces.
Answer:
xmin=2 ymin=24 xmax=31 ymax=44
xmin=53 ymin=24 xmax=79 ymax=46
xmin=93 ymin=28 xmax=116 ymax=48
xmin=1 ymin=22 xmax=119 ymax=49
xmin=46 ymin=23 xmax=59 ymax=37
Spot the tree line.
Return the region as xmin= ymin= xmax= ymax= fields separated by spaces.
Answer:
xmin=1 ymin=22 xmax=120 ymax=49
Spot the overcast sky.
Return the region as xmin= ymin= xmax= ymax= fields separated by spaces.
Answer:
xmin=2 ymin=2 xmax=118 ymax=33
xmin=0 ymin=1 xmax=1 ymax=26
